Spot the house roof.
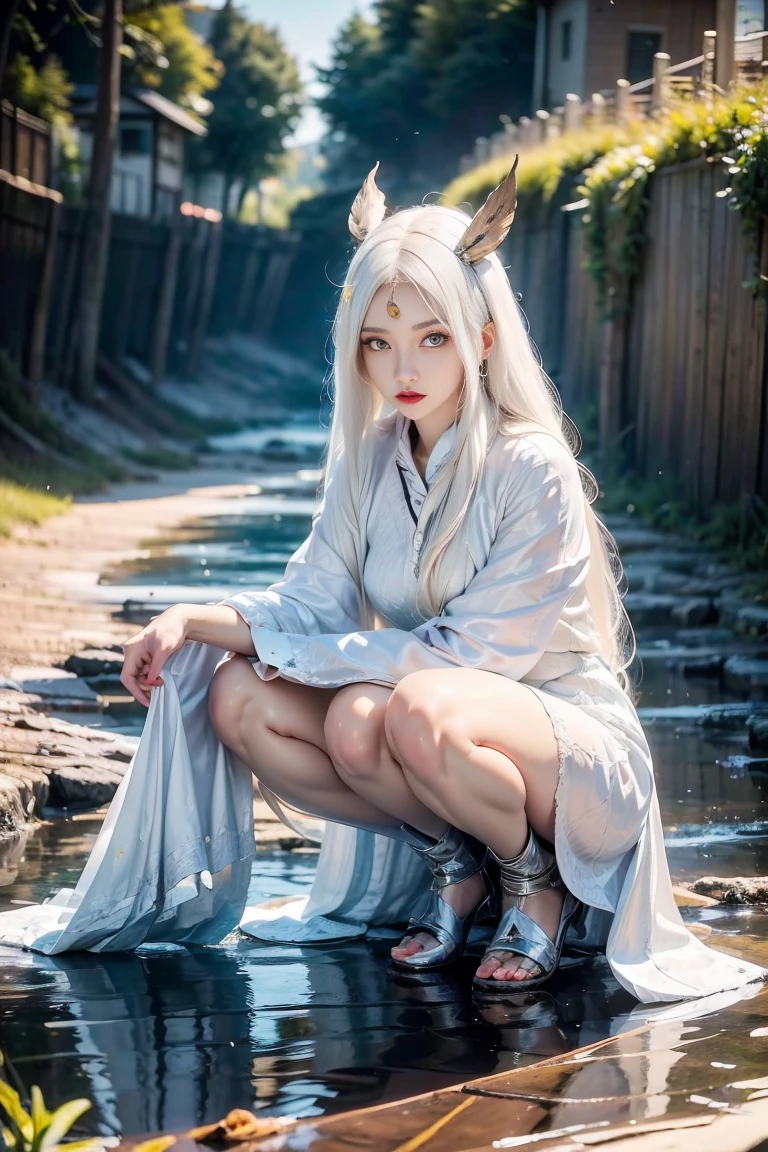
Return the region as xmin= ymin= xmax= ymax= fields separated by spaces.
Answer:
xmin=71 ymin=85 xmax=207 ymax=137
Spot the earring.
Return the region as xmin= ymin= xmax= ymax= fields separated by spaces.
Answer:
xmin=479 ymin=359 xmax=488 ymax=379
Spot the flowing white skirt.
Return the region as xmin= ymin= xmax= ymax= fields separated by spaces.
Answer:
xmin=0 ymin=641 xmax=764 ymax=1005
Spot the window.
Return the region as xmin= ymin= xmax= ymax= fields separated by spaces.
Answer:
xmin=120 ymin=126 xmax=150 ymax=156
xmin=626 ymin=30 xmax=663 ymax=85
xmin=561 ymin=19 xmax=572 ymax=62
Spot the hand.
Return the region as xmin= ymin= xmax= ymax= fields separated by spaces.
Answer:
xmin=121 ymin=604 xmax=189 ymax=707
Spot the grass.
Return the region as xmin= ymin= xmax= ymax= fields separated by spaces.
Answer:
xmin=0 ymin=479 xmax=71 ymax=538
xmin=442 ymin=122 xmax=641 ymax=211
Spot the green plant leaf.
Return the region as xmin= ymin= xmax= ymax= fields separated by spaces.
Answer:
xmin=40 ymin=1100 xmax=92 ymax=1150
xmin=0 ymin=1080 xmax=33 ymax=1143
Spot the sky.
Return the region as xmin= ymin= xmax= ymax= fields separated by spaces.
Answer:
xmin=235 ymin=0 xmax=375 ymax=146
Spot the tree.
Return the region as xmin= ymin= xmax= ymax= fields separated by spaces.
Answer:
xmin=191 ymin=2 xmax=303 ymax=215
xmin=315 ymin=0 xmax=536 ymax=192
xmin=69 ymin=0 xmax=123 ymax=400
xmin=122 ymin=3 xmax=221 ymax=112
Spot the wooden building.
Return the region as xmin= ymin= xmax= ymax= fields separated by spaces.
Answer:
xmin=532 ymin=0 xmax=723 ymax=108
xmin=71 ymin=86 xmax=207 ymax=218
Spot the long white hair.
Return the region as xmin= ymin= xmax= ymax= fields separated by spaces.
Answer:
xmin=321 ymin=201 xmax=636 ymax=696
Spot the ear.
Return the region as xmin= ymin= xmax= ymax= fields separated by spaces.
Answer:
xmin=348 ymin=161 xmax=387 ymax=241
xmin=481 ymin=320 xmax=496 ymax=358
xmin=455 ymin=155 xmax=518 ymax=265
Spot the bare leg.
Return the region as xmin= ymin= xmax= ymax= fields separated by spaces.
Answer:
xmin=324 ymin=683 xmax=488 ymax=961
xmin=385 ymin=669 xmax=570 ymax=983
xmin=207 ymin=654 xmax=396 ymax=829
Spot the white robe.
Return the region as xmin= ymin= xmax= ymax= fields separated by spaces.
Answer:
xmin=0 ymin=413 xmax=764 ymax=1004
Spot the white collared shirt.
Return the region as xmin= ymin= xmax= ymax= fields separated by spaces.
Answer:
xmin=221 ymin=410 xmax=607 ymax=694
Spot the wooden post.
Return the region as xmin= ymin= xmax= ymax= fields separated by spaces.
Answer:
xmin=615 ymin=79 xmax=631 ymax=123
xmin=702 ymin=30 xmax=716 ymax=104
xmin=186 ymin=219 xmax=222 ymax=379
xmin=590 ymin=92 xmax=606 ymax=126
xmin=652 ymin=52 xmax=671 ymax=113
xmin=563 ymin=93 xmax=582 ymax=133
xmin=715 ymin=0 xmax=736 ymax=90
xmin=534 ymin=109 xmax=550 ymax=143
xmin=150 ymin=213 xmax=181 ymax=385
xmin=28 ymin=190 xmax=62 ymax=392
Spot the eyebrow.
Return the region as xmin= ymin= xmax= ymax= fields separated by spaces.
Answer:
xmin=361 ymin=318 xmax=443 ymax=333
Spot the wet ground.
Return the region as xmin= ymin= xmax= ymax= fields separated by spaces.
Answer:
xmin=1 ymin=421 xmax=768 ymax=1143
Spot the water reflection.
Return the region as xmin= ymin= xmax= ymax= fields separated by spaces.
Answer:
xmin=4 ymin=422 xmax=768 ymax=1140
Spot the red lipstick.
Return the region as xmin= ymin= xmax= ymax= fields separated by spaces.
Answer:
xmin=396 ymin=391 xmax=426 ymax=404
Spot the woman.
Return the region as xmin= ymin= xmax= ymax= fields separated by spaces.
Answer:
xmin=112 ymin=160 xmax=763 ymax=1003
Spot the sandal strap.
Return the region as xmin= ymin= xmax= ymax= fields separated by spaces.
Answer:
xmin=406 ymin=823 xmax=488 ymax=890
xmin=480 ymin=905 xmax=556 ymax=973
xmin=491 ymin=827 xmax=562 ymax=898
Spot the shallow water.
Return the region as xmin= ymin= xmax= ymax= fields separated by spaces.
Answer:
xmin=2 ymin=420 xmax=768 ymax=1140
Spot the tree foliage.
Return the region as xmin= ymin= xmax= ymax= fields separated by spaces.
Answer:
xmin=122 ymin=3 xmax=221 ymax=112
xmin=189 ymin=1 xmax=303 ymax=207
xmin=316 ymin=0 xmax=536 ymax=190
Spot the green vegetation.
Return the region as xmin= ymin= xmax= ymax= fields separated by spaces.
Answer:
xmin=444 ymin=85 xmax=768 ymax=311
xmin=443 ymin=122 xmax=639 ymax=211
xmin=123 ymin=3 xmax=221 ymax=113
xmin=0 ymin=480 xmax=70 ymax=538
xmin=597 ymin=471 xmax=768 ymax=591
xmin=316 ymin=0 xmax=537 ymax=190
xmin=579 ymin=84 xmax=768 ymax=308
xmin=0 ymin=1053 xmax=97 ymax=1152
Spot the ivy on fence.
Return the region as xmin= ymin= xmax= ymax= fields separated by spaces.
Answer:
xmin=578 ymin=85 xmax=768 ymax=310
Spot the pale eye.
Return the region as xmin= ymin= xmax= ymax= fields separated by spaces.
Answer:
xmin=423 ymin=332 xmax=447 ymax=347
xmin=365 ymin=338 xmax=389 ymax=351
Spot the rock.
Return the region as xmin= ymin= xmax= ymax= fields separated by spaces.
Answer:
xmin=47 ymin=762 xmax=127 ymax=808
xmin=734 ymin=604 xmax=768 ymax=640
xmin=610 ymin=528 xmax=679 ymax=552
xmin=60 ymin=649 xmax=124 ymax=678
xmin=748 ymin=715 xmax=768 ymax=752
xmin=672 ymin=884 xmax=718 ymax=908
xmin=9 ymin=666 xmax=101 ymax=704
xmin=676 ymin=627 xmax=741 ymax=647
xmin=0 ymin=677 xmax=22 ymax=692
xmin=676 ymin=654 xmax=725 ymax=677
xmin=701 ymin=702 xmax=768 ymax=730
xmin=670 ymin=598 xmax=717 ymax=628
xmin=623 ymin=593 xmax=682 ymax=627
xmin=723 ymin=656 xmax=768 ymax=697
xmin=637 ymin=702 xmax=768 ymax=728
xmin=688 ymin=876 xmax=768 ymax=905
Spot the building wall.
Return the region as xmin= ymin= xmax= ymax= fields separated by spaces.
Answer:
xmin=545 ymin=0 xmax=589 ymax=105
xmin=583 ymin=0 xmax=717 ymax=96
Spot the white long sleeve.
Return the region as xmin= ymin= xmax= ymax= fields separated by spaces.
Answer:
xmin=225 ymin=438 xmax=592 ymax=689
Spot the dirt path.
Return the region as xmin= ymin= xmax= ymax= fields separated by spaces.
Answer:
xmin=0 ymin=460 xmax=262 ymax=677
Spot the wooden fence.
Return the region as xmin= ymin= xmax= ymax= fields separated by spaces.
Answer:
xmin=0 ymin=170 xmax=300 ymax=392
xmin=504 ymin=157 xmax=768 ymax=509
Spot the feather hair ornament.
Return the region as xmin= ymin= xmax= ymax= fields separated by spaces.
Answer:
xmin=348 ymin=161 xmax=387 ymax=241
xmin=454 ymin=154 xmax=519 ymax=265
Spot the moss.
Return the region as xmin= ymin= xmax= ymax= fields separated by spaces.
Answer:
xmin=0 ymin=479 xmax=71 ymax=538
xmin=442 ymin=123 xmax=640 ymax=211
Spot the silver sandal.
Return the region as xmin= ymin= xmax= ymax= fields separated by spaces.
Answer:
xmin=390 ymin=823 xmax=493 ymax=971
xmin=472 ymin=827 xmax=581 ymax=996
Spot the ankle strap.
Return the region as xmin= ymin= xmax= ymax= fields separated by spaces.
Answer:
xmin=402 ymin=823 xmax=487 ymax=889
xmin=491 ymin=827 xmax=561 ymax=898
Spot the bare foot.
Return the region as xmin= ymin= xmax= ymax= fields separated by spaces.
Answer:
xmin=474 ymin=884 xmax=565 ymax=983
xmin=390 ymin=871 xmax=486 ymax=963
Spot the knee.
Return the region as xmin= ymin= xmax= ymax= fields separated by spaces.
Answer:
xmin=208 ymin=655 xmax=261 ymax=746
xmin=324 ymin=686 xmax=386 ymax=781
xmin=384 ymin=672 xmax=459 ymax=788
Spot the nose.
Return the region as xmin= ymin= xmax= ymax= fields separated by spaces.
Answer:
xmin=394 ymin=353 xmax=419 ymax=386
